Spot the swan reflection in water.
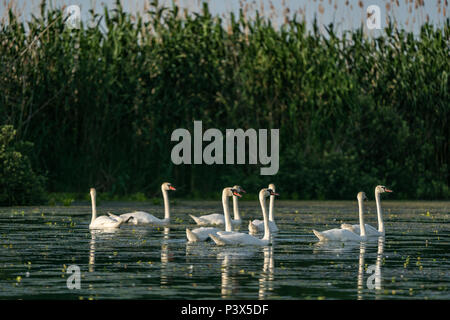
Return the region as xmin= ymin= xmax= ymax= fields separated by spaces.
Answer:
xmin=160 ymin=227 xmax=173 ymax=288
xmin=88 ymin=226 xmax=172 ymax=287
xmin=357 ymin=236 xmax=385 ymax=299
xmin=357 ymin=241 xmax=367 ymax=300
xmin=313 ymin=239 xmax=360 ymax=254
xmin=89 ymin=232 xmax=96 ymax=272
xmin=217 ymin=247 xmax=254 ymax=298
xmin=312 ymin=236 xmax=384 ymax=299
xmin=258 ymin=246 xmax=274 ymax=299
xmin=373 ymin=237 xmax=385 ymax=296
xmin=217 ymin=245 xmax=274 ymax=299
xmin=88 ymin=228 xmax=121 ymax=272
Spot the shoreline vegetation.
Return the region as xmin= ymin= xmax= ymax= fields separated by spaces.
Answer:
xmin=2 ymin=196 xmax=449 ymax=209
xmin=0 ymin=1 xmax=449 ymax=205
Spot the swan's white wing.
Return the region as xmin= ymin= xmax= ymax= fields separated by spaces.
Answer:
xmin=120 ymin=211 xmax=164 ymax=225
xmin=216 ymin=230 xmax=236 ymax=237
xmin=249 ymin=220 xmax=278 ymax=232
xmin=214 ymin=231 xmax=267 ymax=246
xmin=314 ymin=228 xmax=362 ymax=241
xmin=190 ymin=213 xmax=225 ymax=226
xmin=107 ymin=212 xmax=121 ymax=221
xmin=190 ymin=213 xmax=242 ymax=227
xmin=89 ymin=216 xmax=121 ymax=229
xmin=187 ymin=227 xmax=221 ymax=242
xmin=340 ymin=223 xmax=356 ymax=232
xmin=201 ymin=213 xmax=225 ymax=224
xmin=341 ymin=223 xmax=381 ymax=236
xmin=363 ymin=224 xmax=381 ymax=235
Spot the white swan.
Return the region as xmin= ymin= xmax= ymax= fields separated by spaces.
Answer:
xmin=313 ymin=192 xmax=367 ymax=242
xmin=249 ymin=183 xmax=279 ymax=234
xmin=89 ymin=188 xmax=131 ymax=229
xmin=189 ymin=185 xmax=245 ymax=226
xmin=186 ymin=187 xmax=242 ymax=242
xmin=209 ymin=187 xmax=277 ymax=246
xmin=119 ymin=182 xmax=176 ymax=225
xmin=341 ymin=185 xmax=392 ymax=236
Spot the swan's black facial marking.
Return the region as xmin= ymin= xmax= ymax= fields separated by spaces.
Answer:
xmin=378 ymin=185 xmax=393 ymax=193
xmin=164 ymin=182 xmax=176 ymax=191
xmin=231 ymin=188 xmax=242 ymax=197
xmin=267 ymin=188 xmax=279 ymax=196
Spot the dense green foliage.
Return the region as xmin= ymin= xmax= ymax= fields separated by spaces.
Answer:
xmin=0 ymin=125 xmax=46 ymax=205
xmin=0 ymin=1 xmax=448 ymax=201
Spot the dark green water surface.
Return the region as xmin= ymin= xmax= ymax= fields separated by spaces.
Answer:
xmin=0 ymin=200 xmax=448 ymax=299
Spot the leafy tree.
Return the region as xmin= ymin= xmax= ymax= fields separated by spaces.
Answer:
xmin=0 ymin=125 xmax=46 ymax=205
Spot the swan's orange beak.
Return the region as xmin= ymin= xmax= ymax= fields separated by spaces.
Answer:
xmin=385 ymin=188 xmax=393 ymax=193
xmin=233 ymin=191 xmax=242 ymax=197
xmin=270 ymin=191 xmax=279 ymax=196
xmin=169 ymin=186 xmax=176 ymax=191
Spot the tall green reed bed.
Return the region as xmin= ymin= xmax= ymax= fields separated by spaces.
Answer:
xmin=0 ymin=1 xmax=448 ymax=203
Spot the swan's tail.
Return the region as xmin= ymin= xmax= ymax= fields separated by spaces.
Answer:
xmin=313 ymin=229 xmax=326 ymax=241
xmin=186 ymin=229 xmax=199 ymax=242
xmin=248 ymin=221 xmax=258 ymax=234
xmin=209 ymin=234 xmax=226 ymax=246
xmin=189 ymin=214 xmax=203 ymax=225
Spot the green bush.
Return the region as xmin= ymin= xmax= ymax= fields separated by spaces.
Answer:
xmin=0 ymin=125 xmax=46 ymax=205
xmin=0 ymin=2 xmax=448 ymax=200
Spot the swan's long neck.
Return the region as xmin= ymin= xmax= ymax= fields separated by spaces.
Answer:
xmin=260 ymin=194 xmax=271 ymax=241
xmin=375 ymin=191 xmax=385 ymax=234
xmin=90 ymin=192 xmax=97 ymax=223
xmin=232 ymin=195 xmax=241 ymax=220
xmin=162 ymin=187 xmax=170 ymax=221
xmin=358 ymin=197 xmax=366 ymax=237
xmin=223 ymin=190 xmax=233 ymax=232
xmin=269 ymin=193 xmax=275 ymax=221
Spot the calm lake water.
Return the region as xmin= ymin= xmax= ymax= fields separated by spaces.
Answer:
xmin=0 ymin=200 xmax=448 ymax=300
